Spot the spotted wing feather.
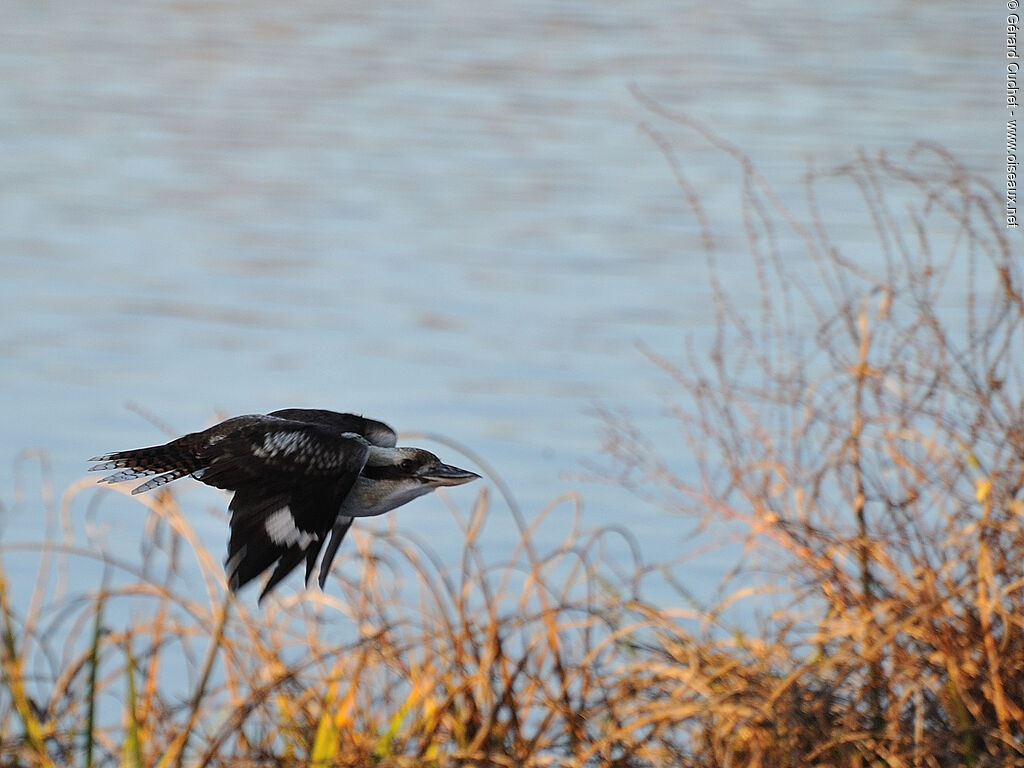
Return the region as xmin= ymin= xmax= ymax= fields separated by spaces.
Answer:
xmin=268 ymin=409 xmax=397 ymax=447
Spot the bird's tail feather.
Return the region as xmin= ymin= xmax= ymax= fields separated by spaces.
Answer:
xmin=88 ymin=442 xmax=201 ymax=494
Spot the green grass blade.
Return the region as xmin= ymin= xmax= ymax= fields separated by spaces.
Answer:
xmin=84 ymin=591 xmax=105 ymax=768
xmin=122 ymin=636 xmax=144 ymax=768
xmin=309 ymin=702 xmax=340 ymax=768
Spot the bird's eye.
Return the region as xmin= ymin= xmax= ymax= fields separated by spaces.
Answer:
xmin=400 ymin=459 xmax=416 ymax=473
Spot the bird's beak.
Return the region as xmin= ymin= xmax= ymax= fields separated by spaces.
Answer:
xmin=422 ymin=463 xmax=481 ymax=486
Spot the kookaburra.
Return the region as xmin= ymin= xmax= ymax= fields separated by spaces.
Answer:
xmin=89 ymin=409 xmax=479 ymax=601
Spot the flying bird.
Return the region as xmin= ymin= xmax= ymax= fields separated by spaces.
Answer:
xmin=89 ymin=409 xmax=480 ymax=601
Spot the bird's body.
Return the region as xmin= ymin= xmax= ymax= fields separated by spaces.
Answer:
xmin=89 ymin=409 xmax=479 ymax=601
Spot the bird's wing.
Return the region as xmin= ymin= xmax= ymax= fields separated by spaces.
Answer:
xmin=199 ymin=422 xmax=371 ymax=600
xmin=91 ymin=414 xmax=376 ymax=600
xmin=315 ymin=515 xmax=354 ymax=589
xmin=267 ymin=408 xmax=397 ymax=447
xmin=194 ymin=420 xmax=369 ymax=488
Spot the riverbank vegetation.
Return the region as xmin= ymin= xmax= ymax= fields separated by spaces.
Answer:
xmin=2 ymin=123 xmax=1020 ymax=766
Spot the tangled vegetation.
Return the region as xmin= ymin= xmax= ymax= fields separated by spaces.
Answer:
xmin=2 ymin=112 xmax=1020 ymax=766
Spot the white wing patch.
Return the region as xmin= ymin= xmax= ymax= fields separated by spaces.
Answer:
xmin=251 ymin=430 xmax=353 ymax=471
xmin=264 ymin=507 xmax=318 ymax=549
xmin=253 ymin=431 xmax=311 ymax=459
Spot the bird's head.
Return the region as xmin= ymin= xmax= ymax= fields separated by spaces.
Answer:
xmin=365 ymin=446 xmax=479 ymax=486
xmin=351 ymin=446 xmax=480 ymax=516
